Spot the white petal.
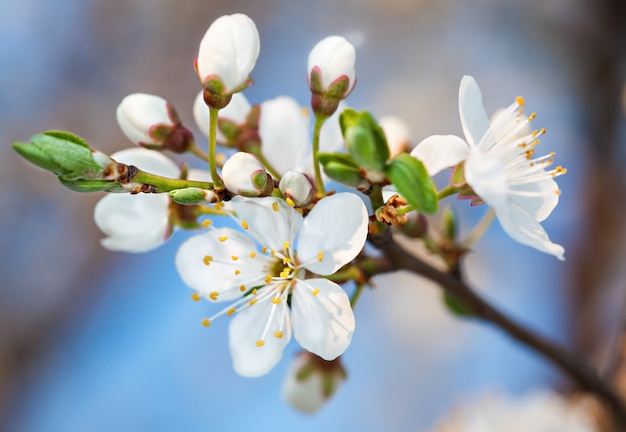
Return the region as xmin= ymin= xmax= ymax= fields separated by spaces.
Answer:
xmin=193 ymin=91 xmax=251 ymax=141
xmin=94 ymin=194 xmax=170 ymax=253
xmin=222 ymin=152 xmax=267 ymax=195
xmin=509 ymin=176 xmax=559 ymax=222
xmin=410 ymin=135 xmax=469 ymax=176
xmin=259 ymin=96 xmax=310 ymax=176
xmin=229 ymin=296 xmax=292 ymax=377
xmin=110 ymin=147 xmax=179 ymax=178
xmin=464 ymin=149 xmax=510 ymax=208
xmin=116 ymin=93 xmax=173 ymax=145
xmin=187 ymin=168 xmax=214 ymax=183
xmin=175 ymin=228 xmax=269 ymax=300
xmin=307 ymin=36 xmax=356 ymax=94
xmin=495 ymin=200 xmax=565 ymax=260
xmin=230 ymin=196 xmax=302 ymax=252
xmin=380 ymin=115 xmax=411 ymax=157
xmin=291 ymin=278 xmax=355 ymax=360
xmin=459 ymin=75 xmax=490 ymax=148
xmin=298 ymin=193 xmax=368 ymax=275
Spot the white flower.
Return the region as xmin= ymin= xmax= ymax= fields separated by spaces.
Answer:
xmin=307 ymin=36 xmax=356 ymax=97
xmin=222 ymin=152 xmax=272 ymax=196
xmin=379 ymin=115 xmax=411 ymax=157
xmin=282 ymin=351 xmax=346 ymax=413
xmin=196 ymin=14 xmax=260 ymax=94
xmin=279 ymin=171 xmax=315 ymax=207
xmin=193 ymin=91 xmax=251 ymax=143
xmin=412 ymin=75 xmax=565 ymax=259
xmin=94 ymin=148 xmax=178 ymax=252
xmin=94 ymin=148 xmax=212 ymax=252
xmin=116 ymin=93 xmax=177 ymax=146
xmin=430 ymin=390 xmax=597 ymax=432
xmin=175 ymin=193 xmax=368 ymax=377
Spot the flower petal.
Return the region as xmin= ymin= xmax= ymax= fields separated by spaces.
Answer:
xmin=410 ymin=135 xmax=469 ymax=176
xmin=175 ymin=227 xmax=270 ymax=300
xmin=459 ymin=75 xmax=490 ymax=148
xmin=110 ymin=147 xmax=180 ymax=178
xmin=465 ymin=149 xmax=510 ymax=208
xmin=94 ymin=194 xmax=170 ymax=252
xmin=193 ymin=91 xmax=251 ymax=141
xmin=509 ymin=176 xmax=559 ymax=222
xmin=291 ymin=278 xmax=355 ymax=360
xmin=229 ymin=295 xmax=292 ymax=377
xmin=298 ymin=193 xmax=368 ymax=275
xmin=230 ymin=196 xmax=302 ymax=252
xmin=495 ymin=200 xmax=565 ymax=260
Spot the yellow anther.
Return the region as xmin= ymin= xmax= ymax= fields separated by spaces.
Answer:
xmin=555 ymin=189 xmax=561 ymax=196
xmin=549 ymin=151 xmax=556 ymax=157
xmin=249 ymin=298 xmax=258 ymax=306
xmin=531 ymin=130 xmax=538 ymax=137
xmin=282 ymin=257 xmax=291 ymax=265
xmin=274 ymin=331 xmax=284 ymax=339
xmin=209 ymin=291 xmax=219 ymax=301
xmin=540 ymin=127 xmax=546 ymax=134
xmin=218 ymin=236 xmax=228 ymax=242
xmin=312 ymin=288 xmax=320 ymax=296
xmin=286 ymin=197 xmax=295 ymax=207
xmin=272 ymin=297 xmax=281 ymax=305
xmin=234 ymin=269 xmax=241 ymax=275
xmin=215 ymin=202 xmax=225 ymax=210
xmin=317 ymin=252 xmax=323 ymax=262
xmin=525 ymin=149 xmax=535 ymax=160
xmin=203 ymin=255 xmax=213 ymax=266
xmin=270 ymin=250 xmax=276 ymax=256
xmin=256 ymin=340 xmax=265 ymax=347
xmin=226 ymin=307 xmax=237 ymax=317
xmin=239 ymin=284 xmax=246 ymax=292
xmin=283 ymin=241 xmax=290 ymax=250
xmin=217 ymin=153 xmax=226 ymax=164
xmin=262 ymin=247 xmax=268 ymax=253
xmin=528 ymin=112 xmax=536 ymax=120
xmin=249 ymin=252 xmax=256 ymax=258
xmin=265 ymin=274 xmax=273 ymax=284
xmin=191 ymin=292 xmax=202 ymax=302
xmin=201 ymin=219 xmax=212 ymax=228
xmin=252 ymin=289 xmax=257 ymax=295
xmin=201 ymin=318 xmax=211 ymax=327
xmin=231 ymin=255 xmax=239 ymax=261
xmin=279 ymin=268 xmax=291 ymax=278
xmin=241 ymin=220 xmax=249 ymax=230
xmin=272 ymin=202 xmax=279 ymax=212
xmin=515 ymin=96 xmax=525 ymax=106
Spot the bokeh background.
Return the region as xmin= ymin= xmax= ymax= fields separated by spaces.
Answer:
xmin=2 ymin=0 xmax=625 ymax=431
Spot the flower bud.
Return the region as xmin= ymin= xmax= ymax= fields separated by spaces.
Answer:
xmin=279 ymin=171 xmax=315 ymax=206
xmin=116 ymin=93 xmax=194 ymax=153
xmin=193 ymin=91 xmax=251 ymax=145
xmin=379 ymin=115 xmax=411 ymax=157
xmin=196 ymin=14 xmax=260 ymax=108
xmin=282 ymin=351 xmax=347 ymax=414
xmin=222 ymin=152 xmax=273 ymax=196
xmin=308 ymin=36 xmax=356 ymax=117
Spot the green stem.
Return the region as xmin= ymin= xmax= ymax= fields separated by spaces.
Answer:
xmin=437 ymin=185 xmax=460 ymax=200
xmin=312 ymin=114 xmax=327 ymax=195
xmin=208 ymin=107 xmax=224 ymax=190
xmin=132 ymin=170 xmax=214 ymax=192
xmin=396 ymin=204 xmax=415 ymax=216
xmin=350 ymin=284 xmax=365 ymax=308
xmin=252 ymin=150 xmax=281 ymax=181
xmin=189 ymin=140 xmax=209 ymax=161
xmin=461 ymin=207 xmax=496 ymax=249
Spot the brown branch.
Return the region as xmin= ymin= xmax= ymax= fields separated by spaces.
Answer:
xmin=369 ymin=228 xmax=626 ymax=427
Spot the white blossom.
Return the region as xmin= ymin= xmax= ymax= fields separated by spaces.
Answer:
xmin=116 ymin=93 xmax=176 ymax=146
xmin=175 ymin=193 xmax=368 ymax=377
xmin=221 ymin=152 xmax=271 ymax=196
xmin=307 ymin=36 xmax=356 ymax=97
xmin=193 ymin=91 xmax=251 ymax=143
xmin=379 ymin=115 xmax=411 ymax=157
xmin=279 ymin=171 xmax=315 ymax=207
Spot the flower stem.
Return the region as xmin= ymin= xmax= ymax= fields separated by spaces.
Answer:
xmin=252 ymin=149 xmax=281 ymax=181
xmin=312 ymin=113 xmax=327 ymax=195
xmin=437 ymin=185 xmax=460 ymax=200
xmin=350 ymin=284 xmax=365 ymax=308
xmin=132 ymin=169 xmax=214 ymax=192
xmin=208 ymin=107 xmax=224 ymax=190
xmin=461 ymin=207 xmax=495 ymax=249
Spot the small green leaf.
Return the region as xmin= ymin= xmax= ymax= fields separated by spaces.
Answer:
xmin=442 ymin=207 xmax=457 ymax=242
xmin=384 ymin=154 xmax=438 ymax=214
xmin=32 ymin=132 xmax=103 ymax=179
xmin=58 ymin=178 xmax=124 ymax=193
xmin=442 ymin=292 xmax=473 ymax=317
xmin=318 ymin=152 xmax=359 ymax=168
xmin=340 ymin=109 xmax=390 ymax=171
xmin=318 ymin=153 xmax=364 ymax=187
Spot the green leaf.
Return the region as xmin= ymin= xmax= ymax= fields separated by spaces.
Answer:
xmin=340 ymin=109 xmax=389 ymax=171
xmin=318 ymin=152 xmax=359 ymax=168
xmin=384 ymin=153 xmax=438 ymax=214
xmin=318 ymin=152 xmax=364 ymax=187
xmin=59 ymin=178 xmax=124 ymax=193
xmin=442 ymin=292 xmax=473 ymax=317
xmin=169 ymin=188 xmax=206 ymax=205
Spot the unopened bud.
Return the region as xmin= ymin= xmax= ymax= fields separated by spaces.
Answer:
xmin=193 ymin=91 xmax=251 ymax=145
xmin=282 ymin=351 xmax=347 ymax=414
xmin=169 ymin=187 xmax=218 ymax=205
xmin=222 ymin=152 xmax=273 ymax=196
xmin=279 ymin=171 xmax=315 ymax=206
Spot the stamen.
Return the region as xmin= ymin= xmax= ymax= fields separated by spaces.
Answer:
xmin=256 ymin=340 xmax=265 ymax=347
xmin=239 ymin=284 xmax=246 ymax=292
xmin=283 ymin=241 xmax=290 ymax=250
xmin=231 ymin=255 xmax=239 ymax=261
xmin=249 ymin=252 xmax=256 ymax=258
xmin=515 ymin=96 xmax=525 ymax=106
xmin=285 ymin=197 xmax=295 ymax=207
xmin=280 ymin=268 xmax=291 ymax=278
xmin=226 ymin=307 xmax=237 ymax=317
xmin=201 ymin=318 xmax=211 ymax=327
xmin=317 ymin=252 xmax=323 ymax=262
xmin=201 ymin=219 xmax=212 ymax=228
xmin=272 ymin=202 xmax=279 ymax=212
xmin=218 ymin=236 xmax=228 ymax=242
xmin=555 ymin=189 xmax=561 ymax=196
xmin=252 ymin=289 xmax=257 ymax=295
xmin=265 ymin=274 xmax=273 ymax=284
xmin=270 ymin=250 xmax=276 ymax=256
xmin=274 ymin=331 xmax=284 ymax=339
xmin=272 ymin=297 xmax=281 ymax=304
xmin=234 ymin=269 xmax=241 ymax=275
xmin=528 ymin=112 xmax=536 ymax=120
xmin=283 ymin=257 xmax=291 ymax=265
xmin=241 ymin=220 xmax=249 ymax=230
xmin=209 ymin=291 xmax=219 ymax=301
xmin=203 ymin=255 xmax=213 ymax=266
xmin=312 ymin=288 xmax=320 ymax=296
xmin=214 ymin=202 xmax=225 ymax=210
xmin=191 ymin=292 xmax=202 ymax=302
xmin=249 ymin=298 xmax=258 ymax=306
xmin=262 ymin=247 xmax=268 ymax=254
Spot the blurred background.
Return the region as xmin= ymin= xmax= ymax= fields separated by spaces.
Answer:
xmin=1 ymin=0 xmax=625 ymax=430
